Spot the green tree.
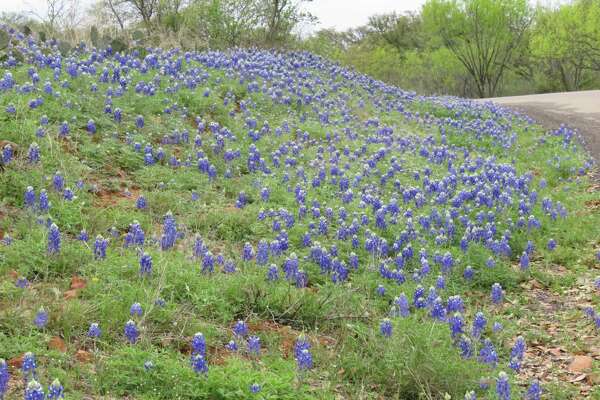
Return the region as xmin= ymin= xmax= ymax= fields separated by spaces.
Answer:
xmin=422 ymin=0 xmax=532 ymax=98
xmin=531 ymin=0 xmax=600 ymax=91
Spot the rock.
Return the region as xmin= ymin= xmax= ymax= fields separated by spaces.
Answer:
xmin=568 ymin=355 xmax=593 ymax=372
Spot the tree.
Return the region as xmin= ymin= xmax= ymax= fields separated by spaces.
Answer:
xmin=367 ymin=12 xmax=423 ymax=54
xmin=531 ymin=0 xmax=600 ymax=91
xmin=422 ymin=0 xmax=532 ymax=98
xmin=260 ymin=0 xmax=314 ymax=45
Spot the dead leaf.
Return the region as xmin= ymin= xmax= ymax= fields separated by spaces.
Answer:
xmin=64 ymin=289 xmax=78 ymax=300
xmin=8 ymin=354 xmax=24 ymax=368
xmin=569 ymin=374 xmax=587 ymax=383
xmin=8 ymin=270 xmax=18 ymax=279
xmin=568 ymin=355 xmax=593 ymax=372
xmin=48 ymin=336 xmax=67 ymax=353
xmin=548 ymin=348 xmax=563 ymax=357
xmin=75 ymin=350 xmax=92 ymax=363
xmin=70 ymin=276 xmax=87 ymax=290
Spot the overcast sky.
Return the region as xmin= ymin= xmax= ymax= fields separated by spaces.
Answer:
xmin=1 ymin=0 xmax=429 ymax=30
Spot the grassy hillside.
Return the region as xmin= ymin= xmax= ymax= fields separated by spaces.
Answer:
xmin=0 ymin=27 xmax=599 ymax=399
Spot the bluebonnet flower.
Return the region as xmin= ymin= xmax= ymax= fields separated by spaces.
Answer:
xmin=24 ymin=380 xmax=45 ymax=400
xmin=267 ymin=264 xmax=279 ymax=281
xmin=59 ymin=121 xmax=69 ymax=137
xmin=16 ymin=277 xmax=30 ymax=288
xmin=225 ymin=340 xmax=238 ymax=352
xmin=430 ymin=297 xmax=447 ymax=321
xmin=256 ymin=240 xmax=269 ymax=265
xmin=491 ymin=283 xmax=503 ymax=305
xmin=47 ymin=379 xmax=64 ymax=399
xmin=0 ymin=359 xmax=9 ymax=399
xmin=547 ymin=239 xmax=556 ymax=251
xmin=380 ymin=318 xmax=393 ymax=337
xmin=28 ymin=143 xmax=40 ymax=164
xmin=520 ymin=252 xmax=529 ymax=270
xmin=124 ymin=320 xmax=139 ymax=343
xmin=394 ymin=294 xmax=410 ymax=317
xmin=25 ymin=186 xmax=36 ymax=208
xmin=472 ymin=312 xmax=487 ymax=338
xmin=34 ymin=308 xmax=48 ymax=328
xmin=463 ymin=266 xmax=475 ymax=282
xmin=78 ymin=229 xmax=89 ymax=242
xmin=136 ymin=195 xmax=146 ymax=209
xmin=447 ymin=295 xmax=464 ymax=313
xmin=224 ymin=260 xmax=236 ymax=273
xmin=525 ymin=380 xmax=542 ymax=400
xmin=136 ymin=115 xmax=144 ymax=128
xmin=202 ymin=251 xmax=214 ymax=273
xmin=478 ymin=338 xmax=498 ymax=367
xmin=243 ymin=242 xmax=254 ymax=261
xmin=376 ymin=284 xmax=385 ymax=296
xmin=458 ymin=336 xmax=473 ymax=359
xmin=94 ymin=235 xmax=108 ymax=259
xmin=250 ymin=383 xmax=261 ymax=393
xmin=295 ymin=269 xmax=308 ymax=288
xmin=233 ymin=320 xmax=248 ymax=337
xmin=22 ymin=352 xmax=37 ymax=382
xmin=236 ymin=191 xmax=247 ymax=208
xmin=191 ymin=354 xmax=208 ymax=375
xmin=48 ymin=223 xmax=61 ymax=254
xmin=88 ymin=323 xmax=101 ymax=338
xmin=160 ymin=212 xmax=178 ymax=250
xmin=2 ymin=144 xmax=12 ymax=164
xmin=139 ymin=252 xmax=152 ymax=276
xmin=192 ymin=332 xmax=206 ymax=356
xmin=5 ymin=104 xmax=16 ymax=114
xmin=130 ymin=302 xmax=143 ymax=317
xmin=154 ymin=298 xmax=166 ymax=307
xmin=297 ymin=348 xmax=313 ymax=371
xmin=39 ymin=190 xmax=50 ymax=212
xmin=87 ymin=119 xmax=96 ymax=134
xmin=508 ymin=336 xmax=526 ymax=372
xmin=448 ymin=313 xmax=464 ymax=338
xmin=58 ymin=184 xmax=73 ymax=200
xmin=247 ymin=335 xmax=261 ymax=355
xmin=53 ymin=172 xmax=64 ymax=192
xmin=493 ymin=322 xmax=503 ymax=333
xmin=496 ymin=372 xmax=510 ymax=400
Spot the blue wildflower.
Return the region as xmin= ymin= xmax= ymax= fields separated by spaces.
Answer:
xmin=380 ymin=318 xmax=393 ymax=337
xmin=250 ymin=383 xmax=261 ymax=393
xmin=47 ymin=379 xmax=64 ymax=399
xmin=247 ymin=335 xmax=261 ymax=356
xmin=47 ymin=223 xmax=61 ymax=254
xmin=233 ymin=320 xmax=248 ymax=337
xmin=191 ymin=332 xmax=206 ymax=356
xmin=34 ymin=308 xmax=48 ymax=328
xmin=495 ymin=372 xmax=510 ymax=400
xmin=491 ymin=283 xmax=503 ymax=305
xmin=0 ymin=359 xmax=9 ymax=399
xmin=24 ymin=380 xmax=45 ymax=400
xmin=191 ymin=354 xmax=208 ymax=375
xmin=525 ymin=380 xmax=542 ymax=400
xmin=124 ymin=320 xmax=139 ymax=343
xmin=139 ymin=252 xmax=152 ymax=276
xmin=130 ymin=302 xmax=143 ymax=317
xmin=88 ymin=323 xmax=101 ymax=338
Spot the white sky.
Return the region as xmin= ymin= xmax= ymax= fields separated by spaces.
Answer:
xmin=1 ymin=0 xmax=428 ymax=31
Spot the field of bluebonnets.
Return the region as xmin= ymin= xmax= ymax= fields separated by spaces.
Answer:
xmin=0 ymin=25 xmax=599 ymax=400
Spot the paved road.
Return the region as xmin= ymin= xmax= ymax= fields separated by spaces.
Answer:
xmin=483 ymin=90 xmax=600 ymax=164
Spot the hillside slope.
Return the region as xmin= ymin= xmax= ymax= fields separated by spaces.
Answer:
xmin=0 ymin=27 xmax=599 ymax=399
